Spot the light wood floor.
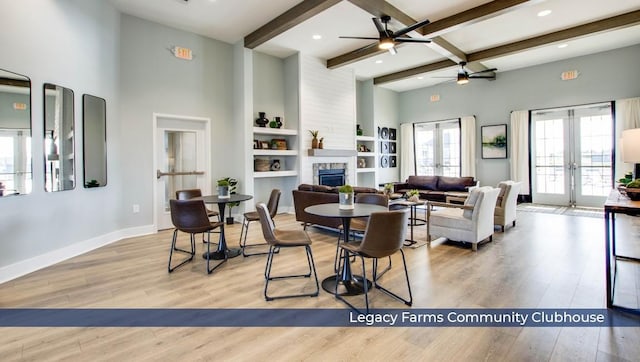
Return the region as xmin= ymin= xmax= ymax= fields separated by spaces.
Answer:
xmin=0 ymin=211 xmax=639 ymax=361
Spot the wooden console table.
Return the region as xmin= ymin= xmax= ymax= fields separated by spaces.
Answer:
xmin=604 ymin=189 xmax=640 ymax=313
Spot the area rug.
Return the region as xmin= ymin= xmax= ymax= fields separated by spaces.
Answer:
xmin=517 ymin=203 xmax=603 ymax=218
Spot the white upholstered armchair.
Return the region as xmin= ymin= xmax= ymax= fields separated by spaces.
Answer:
xmin=427 ymin=186 xmax=500 ymax=251
xmin=494 ymin=181 xmax=521 ymax=232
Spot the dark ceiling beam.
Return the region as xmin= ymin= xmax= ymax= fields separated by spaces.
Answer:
xmin=374 ymin=9 xmax=640 ymax=85
xmin=347 ymin=0 xmax=421 ymax=33
xmin=373 ymin=59 xmax=457 ymax=85
xmin=244 ymin=0 xmax=341 ymax=49
xmin=328 ymin=0 xmax=532 ymax=69
xmin=467 ymin=9 xmax=640 ymax=62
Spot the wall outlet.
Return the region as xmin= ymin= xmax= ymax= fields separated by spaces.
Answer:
xmin=132 ymin=204 xmax=140 ymax=213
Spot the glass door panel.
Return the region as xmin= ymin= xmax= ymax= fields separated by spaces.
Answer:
xmin=414 ymin=120 xmax=460 ymax=176
xmin=532 ymin=103 xmax=613 ymax=207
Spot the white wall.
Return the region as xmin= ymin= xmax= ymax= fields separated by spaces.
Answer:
xmin=118 ymin=14 xmax=237 ymax=228
xmin=399 ymin=44 xmax=640 ymax=188
xmin=299 ymin=55 xmax=356 ymax=184
xmin=0 ymin=0 xmax=121 ymax=276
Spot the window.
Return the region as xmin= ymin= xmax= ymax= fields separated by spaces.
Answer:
xmin=414 ymin=119 xmax=460 ymax=176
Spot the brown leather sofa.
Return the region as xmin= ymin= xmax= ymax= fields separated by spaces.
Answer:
xmin=292 ymin=184 xmax=380 ymax=229
xmin=393 ymin=175 xmax=477 ymax=202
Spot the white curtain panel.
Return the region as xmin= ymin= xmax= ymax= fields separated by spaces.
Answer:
xmin=509 ymin=110 xmax=530 ymax=194
xmin=460 ymin=116 xmax=476 ymax=178
xmin=400 ymin=123 xmax=415 ymax=181
xmin=615 ymin=97 xmax=640 ymax=177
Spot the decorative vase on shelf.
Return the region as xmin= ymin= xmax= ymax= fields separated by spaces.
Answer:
xmin=357 ymin=124 xmax=363 ymax=136
xmin=311 ymin=138 xmax=318 ymax=149
xmin=318 ymin=138 xmax=324 ymax=149
xmin=256 ymin=112 xmax=269 ymax=127
xmin=269 ymin=116 xmax=283 ymax=129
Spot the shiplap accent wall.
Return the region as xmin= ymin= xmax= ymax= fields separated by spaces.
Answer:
xmin=299 ymin=54 xmax=356 ymax=184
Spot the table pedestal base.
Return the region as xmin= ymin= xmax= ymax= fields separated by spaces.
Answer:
xmin=202 ymin=248 xmax=242 ymax=260
xmin=322 ymin=275 xmax=372 ymax=296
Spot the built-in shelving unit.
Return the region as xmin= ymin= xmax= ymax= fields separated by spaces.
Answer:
xmin=356 ymin=135 xmax=376 ymax=183
xmin=252 ymin=127 xmax=298 ymax=178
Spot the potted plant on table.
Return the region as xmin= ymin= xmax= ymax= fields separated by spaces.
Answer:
xmin=406 ymin=189 xmax=420 ymax=203
xmin=217 ymin=179 xmax=230 ymax=198
xmin=338 ymin=184 xmax=354 ymax=210
xmin=218 ymin=177 xmax=239 ymax=223
xmin=383 ymin=183 xmax=394 ymax=196
xmin=624 ymin=179 xmax=640 ymax=201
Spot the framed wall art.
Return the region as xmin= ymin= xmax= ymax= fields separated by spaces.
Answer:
xmin=481 ymin=124 xmax=507 ymax=159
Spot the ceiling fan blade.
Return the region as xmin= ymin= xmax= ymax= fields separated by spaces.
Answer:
xmin=469 ymin=68 xmax=497 ymax=75
xmin=393 ymin=18 xmax=430 ymax=37
xmin=339 ymin=36 xmax=380 ymax=40
xmin=353 ymin=42 xmax=380 ymax=53
xmin=394 ymin=37 xmax=431 ymax=43
xmin=468 ymin=75 xmax=496 ymax=79
xmin=372 ymin=17 xmax=385 ymax=33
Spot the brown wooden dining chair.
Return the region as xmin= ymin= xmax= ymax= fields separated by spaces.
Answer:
xmin=239 ymin=189 xmax=280 ymax=257
xmin=335 ymin=209 xmax=412 ymax=314
xmin=334 ymin=193 xmax=389 ymax=272
xmin=256 ymin=203 xmax=319 ymax=301
xmin=169 ymin=199 xmax=225 ymax=274
xmin=176 ymin=189 xmax=220 ymax=220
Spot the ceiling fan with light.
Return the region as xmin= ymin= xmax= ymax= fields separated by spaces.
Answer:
xmin=339 ymin=15 xmax=431 ymax=55
xmin=435 ymin=62 xmax=498 ymax=84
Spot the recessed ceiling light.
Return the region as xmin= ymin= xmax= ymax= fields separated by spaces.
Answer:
xmin=537 ymin=9 xmax=552 ymax=17
xmin=417 ymin=76 xmax=424 ymax=80
xmin=375 ymin=60 xmax=383 ymax=64
xmin=557 ymin=43 xmax=568 ymax=49
xmin=312 ymin=34 xmax=322 ymax=40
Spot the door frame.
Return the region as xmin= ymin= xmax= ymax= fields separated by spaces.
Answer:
xmin=152 ymin=113 xmax=211 ymax=232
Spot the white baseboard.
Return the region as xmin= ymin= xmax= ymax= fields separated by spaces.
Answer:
xmin=0 ymin=224 xmax=156 ymax=284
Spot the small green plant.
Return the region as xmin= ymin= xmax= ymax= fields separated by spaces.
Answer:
xmin=339 ymin=184 xmax=353 ymax=193
xmin=406 ymin=189 xmax=420 ymax=198
xmin=384 ymin=183 xmax=393 ymax=191
xmin=309 ymin=130 xmax=319 ymax=139
xmin=626 ymin=179 xmax=640 ymax=188
xmin=217 ymin=179 xmax=230 ymax=187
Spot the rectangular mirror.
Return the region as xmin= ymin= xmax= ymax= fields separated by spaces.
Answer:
xmin=44 ymin=83 xmax=75 ymax=192
xmin=82 ymin=94 xmax=106 ymax=188
xmin=0 ymin=68 xmax=32 ymax=197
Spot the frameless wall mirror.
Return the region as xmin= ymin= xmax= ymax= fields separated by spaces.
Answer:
xmin=44 ymin=84 xmax=75 ymax=192
xmin=0 ymin=68 xmax=32 ymax=197
xmin=82 ymin=94 xmax=107 ymax=188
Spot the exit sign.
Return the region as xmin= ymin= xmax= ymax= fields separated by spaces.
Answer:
xmin=172 ymin=46 xmax=193 ymax=60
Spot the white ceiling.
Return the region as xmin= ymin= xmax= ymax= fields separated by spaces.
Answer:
xmin=109 ymin=0 xmax=640 ymax=92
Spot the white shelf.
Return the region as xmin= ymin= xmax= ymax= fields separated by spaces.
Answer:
xmin=356 ymin=168 xmax=376 ymax=173
xmin=357 ymin=152 xmax=375 ymax=157
xmin=356 ymin=135 xmax=375 ymax=141
xmin=253 ymin=149 xmax=298 ymax=156
xmin=253 ymin=170 xmax=298 ymax=178
xmin=253 ymin=127 xmax=297 ymax=136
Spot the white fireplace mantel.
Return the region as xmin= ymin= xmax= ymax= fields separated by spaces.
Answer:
xmin=307 ymin=149 xmax=357 ymax=157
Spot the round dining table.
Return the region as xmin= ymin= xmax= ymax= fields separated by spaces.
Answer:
xmin=304 ymin=203 xmax=388 ymax=296
xmin=200 ymin=194 xmax=253 ymax=260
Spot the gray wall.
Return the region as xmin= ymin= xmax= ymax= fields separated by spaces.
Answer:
xmin=374 ymin=86 xmax=400 ymax=184
xmin=118 ymin=14 xmax=237 ymax=228
xmin=399 ymin=44 xmax=640 ymax=187
xmin=0 ymin=0 xmax=121 ymax=268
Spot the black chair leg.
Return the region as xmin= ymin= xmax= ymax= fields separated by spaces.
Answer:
xmin=168 ymin=229 xmax=195 ymax=273
xmin=264 ymin=245 xmax=319 ymax=301
xmin=374 ymin=249 xmax=413 ymax=307
xmin=240 ymin=217 xmax=270 ymax=257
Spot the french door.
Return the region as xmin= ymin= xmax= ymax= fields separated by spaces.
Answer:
xmin=414 ymin=120 xmax=460 ymax=176
xmin=531 ymin=103 xmax=613 ymax=207
xmin=154 ymin=114 xmax=210 ymax=230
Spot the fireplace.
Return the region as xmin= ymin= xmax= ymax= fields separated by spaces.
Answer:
xmin=312 ymin=162 xmax=348 ymax=186
xmin=318 ymin=169 xmax=345 ymax=187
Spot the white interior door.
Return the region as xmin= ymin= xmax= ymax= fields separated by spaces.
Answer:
xmin=532 ymin=103 xmax=612 ymax=207
xmin=154 ymin=114 xmax=210 ymax=230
